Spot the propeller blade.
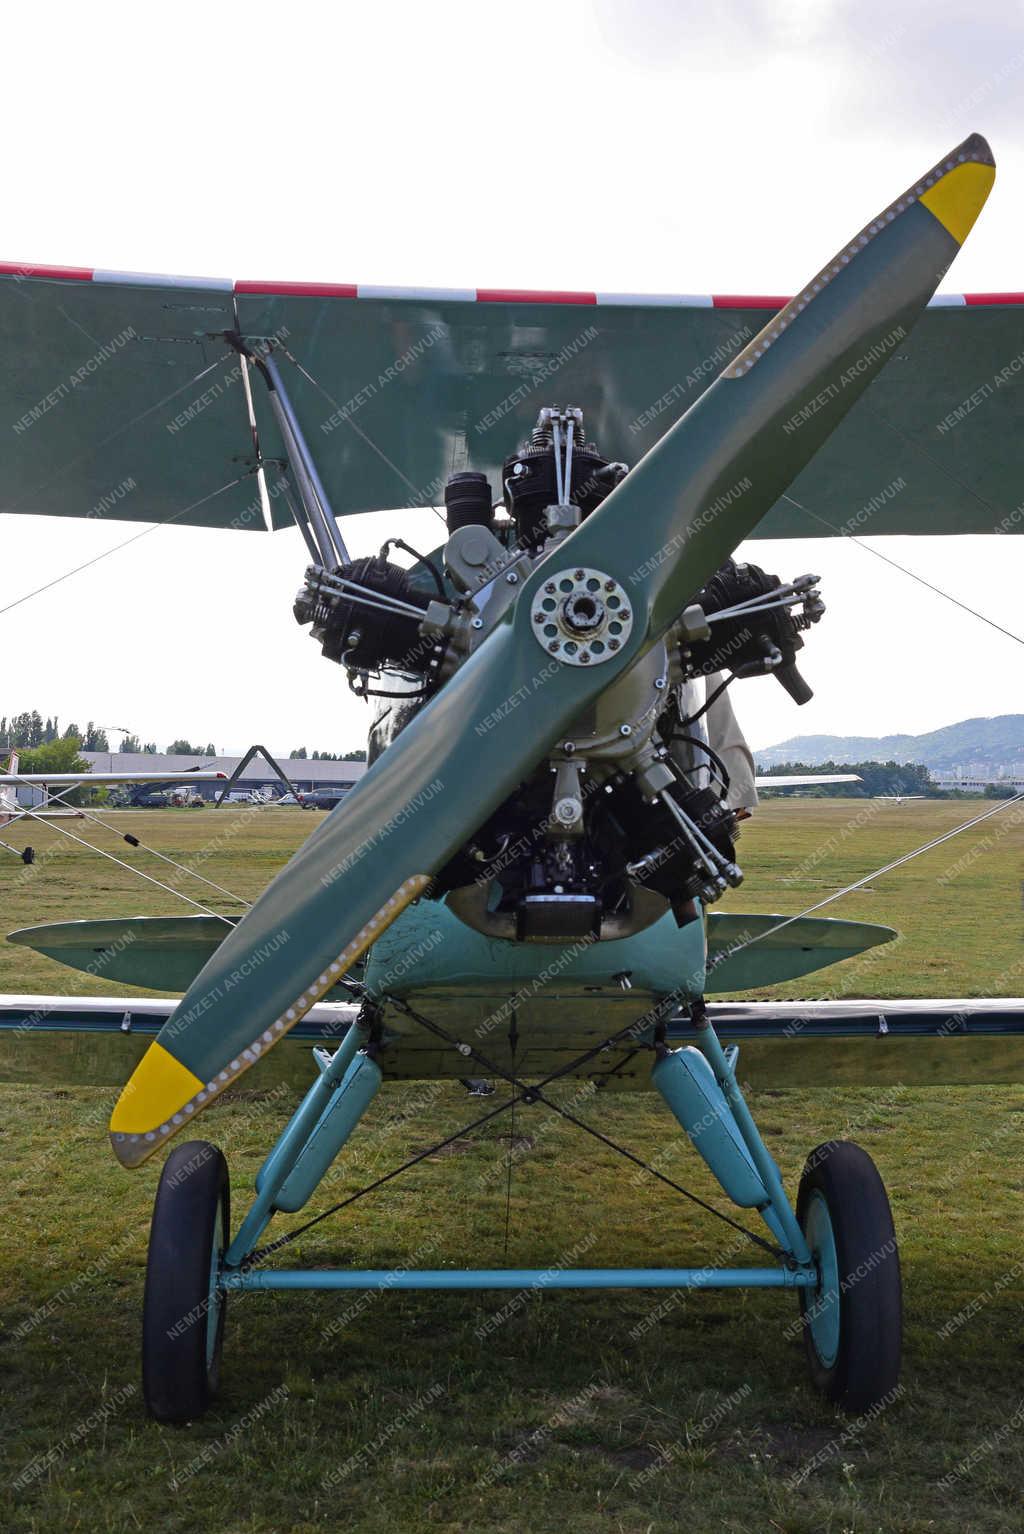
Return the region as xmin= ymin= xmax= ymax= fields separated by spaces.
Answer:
xmin=110 ymin=135 xmax=994 ymax=1166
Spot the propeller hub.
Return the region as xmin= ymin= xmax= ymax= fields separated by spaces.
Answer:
xmin=530 ymin=566 xmax=634 ymax=667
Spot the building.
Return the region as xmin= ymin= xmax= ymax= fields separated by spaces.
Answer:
xmin=81 ymin=751 xmax=368 ymax=801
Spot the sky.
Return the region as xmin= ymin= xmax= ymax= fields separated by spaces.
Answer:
xmin=1 ymin=0 xmax=1022 ymax=755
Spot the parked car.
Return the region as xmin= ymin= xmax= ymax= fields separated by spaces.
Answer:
xmin=303 ymin=788 xmax=349 ymax=811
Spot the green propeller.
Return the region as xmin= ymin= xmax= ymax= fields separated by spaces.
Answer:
xmin=110 ymin=135 xmax=995 ymax=1165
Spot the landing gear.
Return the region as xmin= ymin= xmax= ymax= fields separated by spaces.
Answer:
xmin=142 ymin=1140 xmax=229 ymax=1424
xmin=135 ymin=1031 xmax=902 ymax=1423
xmin=796 ymin=1140 xmax=902 ymax=1413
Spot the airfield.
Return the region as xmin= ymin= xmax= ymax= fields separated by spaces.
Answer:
xmin=1 ymin=798 xmax=1022 ymax=1533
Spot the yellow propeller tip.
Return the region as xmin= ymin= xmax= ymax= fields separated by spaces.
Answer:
xmin=921 ymin=135 xmax=995 ymax=246
xmin=109 ymin=1041 xmax=204 ymax=1164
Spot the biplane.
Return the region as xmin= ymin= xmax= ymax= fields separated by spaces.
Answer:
xmin=2 ymin=132 xmax=1022 ymax=1425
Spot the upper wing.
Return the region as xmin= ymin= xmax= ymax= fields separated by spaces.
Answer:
xmin=0 ymin=265 xmax=261 ymax=530
xmin=3 ymin=260 xmax=1022 ymax=535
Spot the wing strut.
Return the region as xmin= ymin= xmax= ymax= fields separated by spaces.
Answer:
xmin=239 ymin=340 xmax=350 ymax=566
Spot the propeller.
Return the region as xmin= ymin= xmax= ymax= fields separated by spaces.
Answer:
xmin=110 ymin=134 xmax=995 ymax=1166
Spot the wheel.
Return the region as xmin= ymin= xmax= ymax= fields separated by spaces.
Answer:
xmin=142 ymin=1140 xmax=229 ymax=1423
xmin=796 ymin=1139 xmax=901 ymax=1413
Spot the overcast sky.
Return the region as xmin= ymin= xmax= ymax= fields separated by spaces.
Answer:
xmin=1 ymin=0 xmax=1021 ymax=754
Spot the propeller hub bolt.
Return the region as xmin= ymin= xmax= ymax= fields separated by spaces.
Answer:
xmin=561 ymin=591 xmax=605 ymax=634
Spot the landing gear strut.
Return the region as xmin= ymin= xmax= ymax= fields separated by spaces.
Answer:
xmin=140 ymin=1011 xmax=902 ymax=1423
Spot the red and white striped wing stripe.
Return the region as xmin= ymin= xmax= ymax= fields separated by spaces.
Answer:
xmin=0 ymin=261 xmax=1019 ymax=309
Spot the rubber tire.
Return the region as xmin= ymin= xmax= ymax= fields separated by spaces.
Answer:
xmin=796 ymin=1139 xmax=901 ymax=1414
xmin=142 ymin=1140 xmax=229 ymax=1424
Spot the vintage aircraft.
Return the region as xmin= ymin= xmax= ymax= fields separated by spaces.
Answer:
xmin=1 ymin=750 xmax=82 ymax=827
xmin=2 ymin=132 xmax=1022 ymax=1425
xmin=1 ymin=757 xmax=227 ymax=858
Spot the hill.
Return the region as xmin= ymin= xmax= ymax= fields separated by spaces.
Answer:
xmin=755 ymin=714 xmax=1024 ymax=774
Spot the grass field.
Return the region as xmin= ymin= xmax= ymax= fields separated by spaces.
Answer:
xmin=1 ymin=800 xmax=1022 ymax=1532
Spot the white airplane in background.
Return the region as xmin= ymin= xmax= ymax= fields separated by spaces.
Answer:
xmin=0 ymin=752 xmax=83 ymax=826
xmin=754 ymin=773 xmax=862 ymax=791
xmin=0 ymin=756 xmax=228 ymax=860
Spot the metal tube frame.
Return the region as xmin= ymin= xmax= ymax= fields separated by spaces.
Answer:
xmin=694 ymin=1018 xmax=814 ymax=1265
xmin=224 ymin=1022 xmax=367 ymax=1266
xmin=221 ymin=1008 xmax=818 ymax=1295
xmin=223 ymin=1266 xmax=817 ymax=1292
xmin=261 ymin=352 xmax=350 ymax=567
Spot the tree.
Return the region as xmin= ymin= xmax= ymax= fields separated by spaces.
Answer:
xmin=757 ymin=760 xmax=938 ymax=798
xmin=290 ymin=747 xmax=308 ymax=759
xmin=18 ymin=736 xmax=91 ymax=805
xmin=142 ymin=742 xmax=158 ymax=754
xmin=5 ymin=711 xmax=46 ymax=748
xmin=82 ymin=722 xmax=109 ymax=751
xmin=168 ymin=739 xmax=197 ymax=754
xmin=19 ymin=737 xmax=88 ymax=773
xmin=342 ymin=749 xmax=367 ymax=761
xmin=120 ymin=734 xmax=142 ymax=754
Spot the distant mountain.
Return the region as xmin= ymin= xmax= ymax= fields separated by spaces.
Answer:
xmin=755 ymin=715 xmax=1024 ymax=774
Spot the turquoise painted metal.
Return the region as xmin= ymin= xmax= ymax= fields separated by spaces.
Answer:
xmin=704 ymin=912 xmax=897 ymax=993
xmin=227 ymin=1023 xmax=367 ymax=1266
xmin=207 ymin=1201 xmax=226 ymax=1372
xmin=802 ymin=1189 xmax=841 ymax=1367
xmin=695 ymin=1023 xmax=813 ymax=1264
xmin=8 ymin=915 xmax=241 ymax=994
xmin=220 ymin=1266 xmax=818 ymax=1292
xmin=652 ymin=1047 xmax=768 ymax=1207
xmin=10 ymin=904 xmax=895 ymax=1006
xmin=220 ymin=1009 xmax=820 ymax=1305
xmin=364 ymin=898 xmax=705 ymax=998
xmin=274 ymin=1050 xmax=382 ymax=1213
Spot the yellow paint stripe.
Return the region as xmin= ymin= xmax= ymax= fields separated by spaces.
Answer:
xmin=109 ymin=1041 xmax=204 ymax=1135
xmin=920 ymin=161 xmax=995 ymax=246
xmin=109 ymin=873 xmax=430 ymax=1168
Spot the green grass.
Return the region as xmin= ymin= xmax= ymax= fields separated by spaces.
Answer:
xmin=1 ymin=801 xmax=1022 ymax=1532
